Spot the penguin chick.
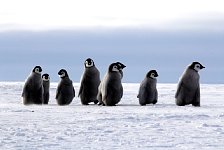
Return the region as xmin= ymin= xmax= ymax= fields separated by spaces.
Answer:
xmin=137 ymin=70 xmax=159 ymax=106
xmin=22 ymin=66 xmax=44 ymax=105
xmin=78 ymin=58 xmax=100 ymax=105
xmin=97 ymin=62 xmax=126 ymax=106
xmin=56 ymin=69 xmax=75 ymax=105
xmin=101 ymin=63 xmax=123 ymax=106
xmin=175 ymin=62 xmax=205 ymax=107
xmin=42 ymin=73 xmax=50 ymax=104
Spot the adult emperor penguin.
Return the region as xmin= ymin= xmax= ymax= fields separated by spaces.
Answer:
xmin=56 ymin=69 xmax=75 ymax=105
xmin=42 ymin=73 xmax=50 ymax=104
xmin=78 ymin=58 xmax=100 ymax=105
xmin=116 ymin=62 xmax=126 ymax=79
xmin=99 ymin=63 xmax=123 ymax=106
xmin=175 ymin=62 xmax=205 ymax=107
xmin=137 ymin=70 xmax=159 ymax=106
xmin=22 ymin=66 xmax=44 ymax=105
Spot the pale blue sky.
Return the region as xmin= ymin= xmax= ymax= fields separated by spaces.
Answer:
xmin=0 ymin=0 xmax=223 ymax=83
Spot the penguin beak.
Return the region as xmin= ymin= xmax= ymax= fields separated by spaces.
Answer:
xmin=201 ymin=66 xmax=205 ymax=69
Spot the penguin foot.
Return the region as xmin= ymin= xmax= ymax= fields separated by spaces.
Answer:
xmin=152 ymin=100 xmax=157 ymax=104
xmin=192 ymin=102 xmax=200 ymax=107
xmin=93 ymin=100 xmax=99 ymax=104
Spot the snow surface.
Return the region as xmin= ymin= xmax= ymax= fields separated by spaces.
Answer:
xmin=0 ymin=82 xmax=224 ymax=149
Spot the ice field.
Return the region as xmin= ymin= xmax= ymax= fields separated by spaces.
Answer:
xmin=0 ymin=82 xmax=224 ymax=149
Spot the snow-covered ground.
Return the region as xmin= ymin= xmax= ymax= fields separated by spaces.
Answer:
xmin=0 ymin=82 xmax=224 ymax=149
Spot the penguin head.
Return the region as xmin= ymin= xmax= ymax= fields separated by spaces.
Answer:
xmin=116 ymin=62 xmax=126 ymax=71
xmin=190 ymin=62 xmax=205 ymax=72
xmin=108 ymin=63 xmax=120 ymax=72
xmin=42 ymin=74 xmax=50 ymax=81
xmin=58 ymin=69 xmax=68 ymax=78
xmin=85 ymin=58 xmax=95 ymax=68
xmin=146 ymin=70 xmax=159 ymax=79
xmin=32 ymin=66 xmax=42 ymax=74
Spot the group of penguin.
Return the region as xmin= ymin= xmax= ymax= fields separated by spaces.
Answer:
xmin=22 ymin=58 xmax=205 ymax=107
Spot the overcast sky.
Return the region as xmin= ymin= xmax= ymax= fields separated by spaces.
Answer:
xmin=0 ymin=0 xmax=224 ymax=83
xmin=1 ymin=0 xmax=224 ymax=31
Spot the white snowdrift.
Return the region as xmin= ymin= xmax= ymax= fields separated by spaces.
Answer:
xmin=0 ymin=82 xmax=224 ymax=149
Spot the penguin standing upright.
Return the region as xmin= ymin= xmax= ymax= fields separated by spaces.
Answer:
xmin=22 ymin=66 xmax=44 ymax=105
xmin=137 ymin=70 xmax=159 ymax=106
xmin=78 ymin=58 xmax=100 ymax=105
xmin=175 ymin=62 xmax=205 ymax=106
xmin=100 ymin=63 xmax=123 ymax=106
xmin=42 ymin=73 xmax=50 ymax=104
xmin=97 ymin=62 xmax=126 ymax=106
xmin=56 ymin=69 xmax=75 ymax=105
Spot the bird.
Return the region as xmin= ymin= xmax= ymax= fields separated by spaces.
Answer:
xmin=56 ymin=69 xmax=75 ymax=105
xmin=175 ymin=62 xmax=205 ymax=106
xmin=137 ymin=70 xmax=158 ymax=106
xmin=99 ymin=63 xmax=124 ymax=106
xmin=22 ymin=66 xmax=44 ymax=105
xmin=42 ymin=73 xmax=50 ymax=104
xmin=78 ymin=58 xmax=100 ymax=105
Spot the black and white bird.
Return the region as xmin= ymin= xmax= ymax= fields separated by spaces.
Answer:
xmin=98 ymin=63 xmax=124 ymax=106
xmin=175 ymin=62 xmax=205 ymax=107
xmin=22 ymin=66 xmax=44 ymax=105
xmin=56 ymin=69 xmax=75 ymax=105
xmin=137 ymin=70 xmax=158 ymax=106
xmin=78 ymin=58 xmax=100 ymax=105
xmin=42 ymin=73 xmax=50 ymax=104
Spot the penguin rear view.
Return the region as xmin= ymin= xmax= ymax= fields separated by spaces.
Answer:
xmin=22 ymin=66 xmax=44 ymax=105
xmin=175 ymin=62 xmax=205 ymax=107
xmin=137 ymin=70 xmax=159 ymax=106
xmin=56 ymin=69 xmax=75 ymax=105
xmin=78 ymin=58 xmax=100 ymax=105
xmin=101 ymin=63 xmax=123 ymax=106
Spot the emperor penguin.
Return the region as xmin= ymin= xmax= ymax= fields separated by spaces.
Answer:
xmin=42 ymin=73 xmax=50 ymax=104
xmin=56 ymin=69 xmax=75 ymax=105
xmin=137 ymin=70 xmax=159 ymax=106
xmin=100 ymin=63 xmax=123 ymax=106
xmin=116 ymin=62 xmax=126 ymax=79
xmin=22 ymin=66 xmax=44 ymax=105
xmin=175 ymin=62 xmax=205 ymax=107
xmin=78 ymin=58 xmax=100 ymax=105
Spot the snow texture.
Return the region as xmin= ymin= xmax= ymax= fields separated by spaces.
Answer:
xmin=0 ymin=82 xmax=224 ymax=149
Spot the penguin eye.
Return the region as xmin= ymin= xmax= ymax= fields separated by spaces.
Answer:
xmin=112 ymin=65 xmax=119 ymax=72
xmin=151 ymin=73 xmax=155 ymax=76
xmin=35 ymin=68 xmax=39 ymax=72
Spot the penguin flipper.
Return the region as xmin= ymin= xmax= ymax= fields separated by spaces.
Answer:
xmin=153 ymin=89 xmax=158 ymax=104
xmin=138 ymin=86 xmax=148 ymax=105
xmin=175 ymin=80 xmax=183 ymax=98
xmin=73 ymin=87 xmax=76 ymax=97
xmin=192 ymin=87 xmax=200 ymax=107
xmin=78 ymin=78 xmax=84 ymax=97
xmin=56 ymin=87 xmax=61 ymax=99
xmin=36 ymin=87 xmax=43 ymax=104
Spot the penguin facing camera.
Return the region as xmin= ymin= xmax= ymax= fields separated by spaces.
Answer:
xmin=42 ymin=73 xmax=50 ymax=104
xmin=56 ymin=69 xmax=75 ymax=105
xmin=78 ymin=58 xmax=100 ymax=105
